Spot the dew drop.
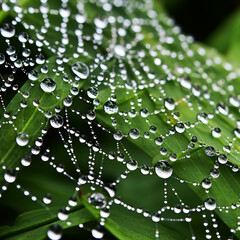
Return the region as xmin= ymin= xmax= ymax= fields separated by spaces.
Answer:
xmin=126 ymin=159 xmax=138 ymax=171
xmin=40 ymin=78 xmax=56 ymax=92
xmin=129 ymin=128 xmax=140 ymax=139
xmin=113 ymin=130 xmax=123 ymax=141
xmin=204 ymin=198 xmax=216 ymax=211
xmin=87 ymin=86 xmax=98 ymax=99
xmin=47 ymin=224 xmax=62 ymax=240
xmin=217 ymin=102 xmax=229 ymax=115
xmin=212 ymin=127 xmax=221 ymax=138
xmin=164 ymin=97 xmax=175 ymax=110
xmin=4 ymin=169 xmax=16 ymax=183
xmin=16 ymin=132 xmax=29 ymax=146
xmin=175 ymin=122 xmax=185 ymax=133
xmin=180 ymin=75 xmax=191 ymax=89
xmin=205 ymin=146 xmax=215 ymax=157
xmin=92 ymin=225 xmax=104 ymax=239
xmin=201 ymin=178 xmax=212 ymax=189
xmin=43 ymin=193 xmax=52 ymax=204
xmin=217 ymin=154 xmax=227 ymax=164
xmin=114 ymin=45 xmax=125 ymax=57
xmin=154 ymin=160 xmax=173 ymax=179
xmin=21 ymin=155 xmax=32 ymax=167
xmin=28 ymin=70 xmax=39 ymax=81
xmin=50 ymin=115 xmax=64 ymax=128
xmin=1 ymin=23 xmax=15 ymax=38
xmin=71 ymin=62 xmax=89 ymax=79
xmin=197 ymin=112 xmax=208 ymax=124
xmin=88 ymin=193 xmax=107 ymax=209
xmin=103 ymin=101 xmax=118 ymax=114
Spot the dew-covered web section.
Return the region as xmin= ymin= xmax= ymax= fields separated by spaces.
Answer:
xmin=0 ymin=0 xmax=240 ymax=239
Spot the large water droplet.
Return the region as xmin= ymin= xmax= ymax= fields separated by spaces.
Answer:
xmin=1 ymin=23 xmax=15 ymax=38
xmin=50 ymin=115 xmax=64 ymax=128
xmin=204 ymin=198 xmax=216 ymax=211
xmin=71 ymin=62 xmax=89 ymax=79
xmin=4 ymin=169 xmax=16 ymax=183
xmin=205 ymin=146 xmax=215 ymax=157
xmin=217 ymin=154 xmax=227 ymax=164
xmin=47 ymin=224 xmax=62 ymax=240
xmin=126 ymin=159 xmax=138 ymax=171
xmin=40 ymin=78 xmax=56 ymax=92
xmin=88 ymin=193 xmax=106 ymax=209
xmin=175 ymin=122 xmax=185 ymax=133
xmin=129 ymin=128 xmax=140 ymax=139
xmin=154 ymin=160 xmax=173 ymax=179
xmin=164 ymin=97 xmax=175 ymax=110
xmin=92 ymin=225 xmax=104 ymax=239
xmin=103 ymin=101 xmax=118 ymax=114
xmin=16 ymin=132 xmax=29 ymax=146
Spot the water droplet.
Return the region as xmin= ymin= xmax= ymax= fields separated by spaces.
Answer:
xmin=114 ymin=45 xmax=125 ymax=57
xmin=87 ymin=87 xmax=98 ymax=99
xmin=164 ymin=97 xmax=175 ymax=110
xmin=140 ymin=165 xmax=150 ymax=175
xmin=229 ymin=95 xmax=240 ymax=107
xmin=205 ymin=146 xmax=215 ymax=157
xmin=154 ymin=160 xmax=173 ymax=179
xmin=16 ymin=132 xmax=29 ymax=146
xmin=103 ymin=101 xmax=118 ymax=114
xmin=129 ymin=128 xmax=140 ymax=139
xmin=217 ymin=154 xmax=227 ymax=164
xmin=180 ymin=75 xmax=191 ymax=89
xmin=233 ymin=128 xmax=240 ymax=138
xmin=217 ymin=102 xmax=229 ymax=115
xmin=104 ymin=184 xmax=116 ymax=197
xmin=68 ymin=196 xmax=78 ymax=206
xmin=4 ymin=169 xmax=16 ymax=183
xmin=0 ymin=53 xmax=5 ymax=64
xmin=204 ymin=198 xmax=216 ymax=211
xmin=47 ymin=224 xmax=62 ymax=240
xmin=126 ymin=159 xmax=138 ymax=171
xmin=18 ymin=32 xmax=29 ymax=43
xmin=210 ymin=168 xmax=220 ymax=178
xmin=197 ymin=112 xmax=208 ymax=124
xmin=1 ymin=23 xmax=15 ymax=38
xmin=21 ymin=155 xmax=32 ymax=167
xmin=201 ymin=178 xmax=212 ymax=189
xmin=71 ymin=62 xmax=89 ymax=79
xmin=212 ymin=127 xmax=221 ymax=138
xmin=40 ymin=78 xmax=56 ymax=92
xmin=43 ymin=193 xmax=52 ymax=204
xmin=154 ymin=137 xmax=163 ymax=146
xmin=92 ymin=225 xmax=104 ymax=239
xmin=175 ymin=122 xmax=185 ymax=133
xmin=113 ymin=130 xmax=123 ymax=140
xmin=88 ymin=193 xmax=106 ymax=209
xmin=50 ymin=115 xmax=64 ymax=128
xmin=94 ymin=15 xmax=108 ymax=29
xmin=58 ymin=208 xmax=69 ymax=220
xmin=140 ymin=108 xmax=149 ymax=118
xmin=100 ymin=207 xmax=110 ymax=218
xmin=28 ymin=70 xmax=39 ymax=81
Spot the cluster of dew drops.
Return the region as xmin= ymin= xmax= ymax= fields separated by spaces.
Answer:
xmin=1 ymin=0 xmax=240 ymax=239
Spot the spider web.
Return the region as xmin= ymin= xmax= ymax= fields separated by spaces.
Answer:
xmin=0 ymin=0 xmax=240 ymax=239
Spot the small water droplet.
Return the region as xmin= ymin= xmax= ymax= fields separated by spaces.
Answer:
xmin=71 ymin=62 xmax=89 ymax=79
xmin=217 ymin=154 xmax=227 ymax=164
xmin=113 ymin=130 xmax=123 ymax=140
xmin=201 ymin=178 xmax=212 ymax=189
xmin=43 ymin=193 xmax=52 ymax=204
xmin=28 ymin=70 xmax=39 ymax=81
xmin=212 ymin=127 xmax=221 ymax=138
xmin=16 ymin=132 xmax=29 ymax=146
xmin=92 ymin=225 xmax=104 ymax=239
xmin=114 ymin=45 xmax=125 ymax=57
xmin=154 ymin=160 xmax=173 ymax=179
xmin=40 ymin=78 xmax=56 ymax=92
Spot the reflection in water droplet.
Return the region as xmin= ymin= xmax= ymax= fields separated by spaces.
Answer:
xmin=47 ymin=224 xmax=62 ymax=240
xmin=1 ymin=23 xmax=15 ymax=38
xmin=88 ymin=193 xmax=107 ymax=209
xmin=40 ymin=78 xmax=56 ymax=92
xmin=71 ymin=62 xmax=89 ymax=79
xmin=155 ymin=160 xmax=173 ymax=179
xmin=50 ymin=115 xmax=64 ymax=128
xmin=204 ymin=198 xmax=216 ymax=211
xmin=103 ymin=101 xmax=118 ymax=114
xmin=4 ymin=169 xmax=16 ymax=183
xmin=16 ymin=132 xmax=29 ymax=146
